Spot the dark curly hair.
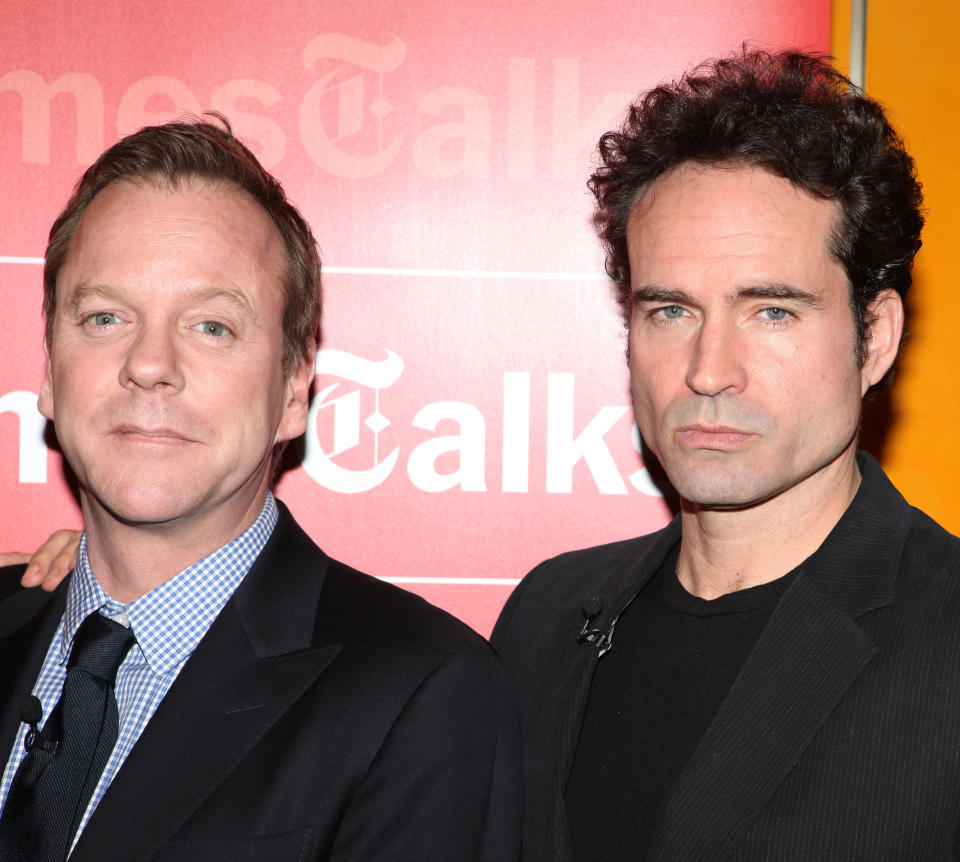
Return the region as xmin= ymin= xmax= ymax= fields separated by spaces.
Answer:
xmin=589 ymin=49 xmax=923 ymax=370
xmin=44 ymin=113 xmax=321 ymax=377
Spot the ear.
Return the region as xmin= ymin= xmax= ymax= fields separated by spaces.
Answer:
xmin=37 ymin=338 xmax=55 ymax=422
xmin=860 ymin=289 xmax=904 ymax=394
xmin=274 ymin=345 xmax=316 ymax=444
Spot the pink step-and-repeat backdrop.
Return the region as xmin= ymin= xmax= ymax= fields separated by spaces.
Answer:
xmin=0 ymin=0 xmax=828 ymax=634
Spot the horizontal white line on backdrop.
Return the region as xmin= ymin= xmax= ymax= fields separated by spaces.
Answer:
xmin=0 ymin=257 xmax=607 ymax=281
xmin=324 ymin=266 xmax=608 ymax=281
xmin=380 ymin=577 xmax=522 ymax=586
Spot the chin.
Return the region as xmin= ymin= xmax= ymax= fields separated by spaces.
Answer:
xmin=87 ymin=485 xmax=200 ymax=528
xmin=667 ymin=468 xmax=777 ymax=511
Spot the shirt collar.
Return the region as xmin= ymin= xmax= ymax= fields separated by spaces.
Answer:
xmin=60 ymin=494 xmax=279 ymax=674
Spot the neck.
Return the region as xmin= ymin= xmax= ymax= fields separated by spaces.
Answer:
xmin=676 ymin=449 xmax=862 ymax=600
xmin=80 ymin=491 xmax=269 ymax=603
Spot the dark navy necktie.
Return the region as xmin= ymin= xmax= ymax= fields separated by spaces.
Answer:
xmin=0 ymin=612 xmax=135 ymax=861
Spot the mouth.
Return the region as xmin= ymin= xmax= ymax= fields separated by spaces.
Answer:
xmin=675 ymin=425 xmax=757 ymax=450
xmin=112 ymin=425 xmax=194 ymax=445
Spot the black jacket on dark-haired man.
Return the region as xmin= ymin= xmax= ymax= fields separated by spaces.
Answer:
xmin=494 ymin=453 xmax=960 ymax=860
xmin=494 ymin=49 xmax=960 ymax=861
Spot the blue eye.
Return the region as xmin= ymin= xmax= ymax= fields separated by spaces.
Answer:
xmin=197 ymin=321 xmax=230 ymax=337
xmin=762 ymin=307 xmax=789 ymax=321
xmin=92 ymin=312 xmax=118 ymax=326
xmin=661 ymin=305 xmax=686 ymax=319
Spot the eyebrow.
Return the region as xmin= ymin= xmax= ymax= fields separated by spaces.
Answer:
xmin=736 ymin=282 xmax=826 ymax=308
xmin=64 ymin=283 xmax=256 ymax=317
xmin=631 ymin=286 xmax=697 ymax=306
xmin=632 ymin=282 xmax=826 ymax=309
xmin=64 ymin=283 xmax=120 ymax=317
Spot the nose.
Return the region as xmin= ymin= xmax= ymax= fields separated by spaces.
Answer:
xmin=119 ymin=323 xmax=184 ymax=392
xmin=685 ymin=317 xmax=747 ymax=396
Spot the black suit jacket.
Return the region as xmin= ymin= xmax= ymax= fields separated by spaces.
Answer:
xmin=492 ymin=453 xmax=960 ymax=860
xmin=0 ymin=503 xmax=521 ymax=861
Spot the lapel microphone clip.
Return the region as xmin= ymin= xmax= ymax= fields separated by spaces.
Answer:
xmin=20 ymin=695 xmax=58 ymax=754
xmin=577 ymin=591 xmax=614 ymax=656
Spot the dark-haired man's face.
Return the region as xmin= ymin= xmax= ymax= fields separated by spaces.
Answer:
xmin=626 ymin=162 xmax=901 ymax=513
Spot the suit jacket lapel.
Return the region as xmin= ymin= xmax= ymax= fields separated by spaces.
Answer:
xmin=0 ymin=576 xmax=68 ymax=754
xmin=539 ymin=635 xmax=600 ymax=861
xmin=648 ymin=574 xmax=878 ymax=860
xmin=545 ymin=521 xmax=681 ymax=861
xmin=650 ymin=453 xmax=911 ymax=860
xmin=71 ymin=506 xmax=342 ymax=861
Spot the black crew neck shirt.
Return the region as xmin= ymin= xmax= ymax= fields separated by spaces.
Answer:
xmin=565 ymin=547 xmax=796 ymax=860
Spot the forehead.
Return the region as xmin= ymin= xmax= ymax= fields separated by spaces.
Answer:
xmin=626 ymin=163 xmax=844 ymax=294
xmin=59 ymin=178 xmax=285 ymax=300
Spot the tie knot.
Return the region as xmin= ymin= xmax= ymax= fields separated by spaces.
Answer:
xmin=67 ymin=612 xmax=136 ymax=683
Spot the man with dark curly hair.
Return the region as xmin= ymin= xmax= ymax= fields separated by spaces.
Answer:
xmin=493 ymin=50 xmax=960 ymax=860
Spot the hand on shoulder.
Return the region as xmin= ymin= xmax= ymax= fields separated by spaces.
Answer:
xmin=3 ymin=529 xmax=81 ymax=591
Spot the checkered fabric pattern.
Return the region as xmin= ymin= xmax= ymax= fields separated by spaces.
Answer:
xmin=0 ymin=493 xmax=278 ymax=851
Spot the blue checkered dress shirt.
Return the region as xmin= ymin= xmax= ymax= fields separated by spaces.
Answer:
xmin=0 ymin=493 xmax=278 ymax=853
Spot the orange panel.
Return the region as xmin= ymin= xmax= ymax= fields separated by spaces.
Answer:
xmin=858 ymin=0 xmax=960 ymax=532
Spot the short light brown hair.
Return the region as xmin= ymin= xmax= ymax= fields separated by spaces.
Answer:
xmin=44 ymin=113 xmax=321 ymax=376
